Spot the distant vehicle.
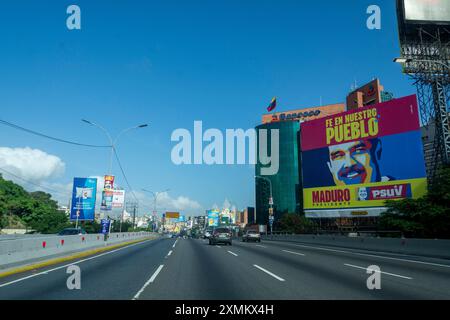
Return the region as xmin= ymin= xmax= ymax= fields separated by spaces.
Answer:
xmin=242 ymin=230 xmax=261 ymax=242
xmin=58 ymin=228 xmax=87 ymax=236
xmin=209 ymin=227 xmax=232 ymax=246
xmin=203 ymin=227 xmax=213 ymax=239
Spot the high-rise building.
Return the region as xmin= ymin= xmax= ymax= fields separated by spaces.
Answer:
xmin=255 ymin=104 xmax=347 ymax=226
xmin=255 ymin=121 xmax=301 ymax=225
xmin=346 ymin=79 xmax=394 ymax=110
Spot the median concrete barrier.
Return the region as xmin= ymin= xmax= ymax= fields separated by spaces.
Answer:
xmin=262 ymin=234 xmax=450 ymax=259
xmin=0 ymin=232 xmax=159 ymax=269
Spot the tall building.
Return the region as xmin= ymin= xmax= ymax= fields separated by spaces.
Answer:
xmin=346 ymin=79 xmax=394 ymax=110
xmin=255 ymin=104 xmax=346 ymax=226
xmin=255 ymin=121 xmax=301 ymax=225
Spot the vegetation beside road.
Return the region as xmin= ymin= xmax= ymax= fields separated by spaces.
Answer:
xmin=0 ymin=174 xmax=149 ymax=234
xmin=379 ymin=165 xmax=450 ymax=239
xmin=0 ymin=174 xmax=69 ymax=233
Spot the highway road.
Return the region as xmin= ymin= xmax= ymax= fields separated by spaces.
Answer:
xmin=1 ymin=236 xmax=450 ymax=300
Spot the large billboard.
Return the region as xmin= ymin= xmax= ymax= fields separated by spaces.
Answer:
xmin=112 ymin=190 xmax=125 ymax=208
xmin=100 ymin=175 xmax=115 ymax=211
xmin=70 ymin=177 xmax=98 ymax=221
xmin=300 ymin=95 xmax=427 ymax=214
xmin=207 ymin=210 xmax=220 ymax=227
xmin=397 ymin=0 xmax=450 ymax=44
xmin=165 ymin=212 xmax=180 ymax=219
xmin=100 ymin=189 xmax=114 ymax=211
xmin=403 ymin=0 xmax=450 ymax=23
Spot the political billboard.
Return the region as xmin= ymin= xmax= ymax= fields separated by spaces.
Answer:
xmin=70 ymin=177 xmax=98 ymax=221
xmin=207 ymin=210 xmax=220 ymax=227
xmin=100 ymin=175 xmax=115 ymax=211
xmin=100 ymin=219 xmax=111 ymax=235
xmin=300 ymin=95 xmax=427 ymax=213
xmin=100 ymin=189 xmax=114 ymax=211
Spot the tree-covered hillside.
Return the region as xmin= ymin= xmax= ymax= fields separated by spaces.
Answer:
xmin=0 ymin=174 xmax=70 ymax=233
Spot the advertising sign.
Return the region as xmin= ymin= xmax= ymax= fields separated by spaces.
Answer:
xmin=403 ymin=0 xmax=450 ymax=23
xmin=262 ymin=103 xmax=345 ymax=124
xmin=112 ymin=190 xmax=125 ymax=208
xmin=165 ymin=212 xmax=180 ymax=219
xmin=100 ymin=219 xmax=111 ymax=235
xmin=300 ymin=95 xmax=427 ymax=212
xmin=104 ymin=175 xmax=115 ymax=190
xmin=220 ymin=216 xmax=230 ymax=225
xmin=70 ymin=177 xmax=98 ymax=221
xmin=207 ymin=210 xmax=220 ymax=227
xmin=101 ymin=189 xmax=114 ymax=211
xmin=197 ymin=216 xmax=206 ymax=228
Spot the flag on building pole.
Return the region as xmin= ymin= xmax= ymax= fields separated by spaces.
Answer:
xmin=267 ymin=97 xmax=277 ymax=112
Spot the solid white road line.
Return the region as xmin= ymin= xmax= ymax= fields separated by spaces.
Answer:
xmin=0 ymin=239 xmax=154 ymax=288
xmin=282 ymin=250 xmax=305 ymax=256
xmin=255 ymin=245 xmax=267 ymax=248
xmin=344 ymin=263 xmax=413 ymax=280
xmin=253 ymin=265 xmax=285 ymax=282
xmin=227 ymin=251 xmax=238 ymax=257
xmin=285 ymin=243 xmax=450 ymax=269
xmin=133 ymin=264 xmax=165 ymax=300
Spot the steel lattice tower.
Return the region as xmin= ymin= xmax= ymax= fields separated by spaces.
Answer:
xmin=399 ymin=28 xmax=450 ymax=185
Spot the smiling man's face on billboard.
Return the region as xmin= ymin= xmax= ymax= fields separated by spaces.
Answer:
xmin=327 ymin=139 xmax=381 ymax=186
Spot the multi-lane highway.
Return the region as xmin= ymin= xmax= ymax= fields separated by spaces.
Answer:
xmin=1 ymin=236 xmax=450 ymax=300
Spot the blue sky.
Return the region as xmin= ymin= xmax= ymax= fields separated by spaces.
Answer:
xmin=0 ymin=0 xmax=417 ymax=216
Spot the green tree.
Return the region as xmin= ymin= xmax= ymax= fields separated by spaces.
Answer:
xmin=277 ymin=213 xmax=315 ymax=234
xmin=0 ymin=174 xmax=70 ymax=233
xmin=378 ymin=165 xmax=450 ymax=239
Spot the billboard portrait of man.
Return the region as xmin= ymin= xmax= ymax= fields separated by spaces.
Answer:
xmin=326 ymin=138 xmax=394 ymax=186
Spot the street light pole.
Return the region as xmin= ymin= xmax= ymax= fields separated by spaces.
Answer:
xmin=255 ymin=176 xmax=273 ymax=235
xmin=81 ymin=120 xmax=148 ymax=224
xmin=81 ymin=120 xmax=148 ymax=175
xmin=142 ymin=188 xmax=170 ymax=232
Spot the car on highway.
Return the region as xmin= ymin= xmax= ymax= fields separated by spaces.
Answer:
xmin=203 ymin=227 xmax=213 ymax=239
xmin=209 ymin=227 xmax=232 ymax=246
xmin=242 ymin=230 xmax=261 ymax=242
xmin=58 ymin=228 xmax=87 ymax=236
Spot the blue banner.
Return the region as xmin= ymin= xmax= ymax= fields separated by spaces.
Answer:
xmin=100 ymin=219 xmax=111 ymax=234
xmin=70 ymin=177 xmax=98 ymax=221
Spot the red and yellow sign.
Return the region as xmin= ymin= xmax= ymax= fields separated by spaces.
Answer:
xmin=262 ymin=103 xmax=345 ymax=124
xmin=165 ymin=212 xmax=180 ymax=219
xmin=300 ymin=95 xmax=427 ymax=211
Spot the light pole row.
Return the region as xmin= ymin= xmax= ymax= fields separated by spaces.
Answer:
xmin=80 ymin=119 xmax=148 ymax=232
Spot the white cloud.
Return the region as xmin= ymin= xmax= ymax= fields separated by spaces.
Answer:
xmin=0 ymin=147 xmax=65 ymax=182
xmin=135 ymin=190 xmax=202 ymax=216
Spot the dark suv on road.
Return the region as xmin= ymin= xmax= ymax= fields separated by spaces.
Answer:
xmin=209 ymin=227 xmax=232 ymax=246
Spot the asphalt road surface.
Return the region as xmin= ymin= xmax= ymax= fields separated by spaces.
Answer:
xmin=1 ymin=236 xmax=450 ymax=300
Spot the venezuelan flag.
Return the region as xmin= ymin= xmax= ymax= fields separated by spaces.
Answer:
xmin=267 ymin=97 xmax=277 ymax=112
